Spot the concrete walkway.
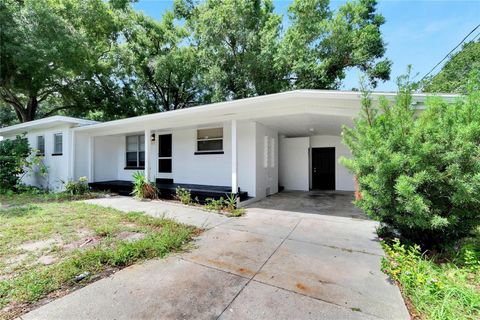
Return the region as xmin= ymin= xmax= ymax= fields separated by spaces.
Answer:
xmin=22 ymin=194 xmax=409 ymax=320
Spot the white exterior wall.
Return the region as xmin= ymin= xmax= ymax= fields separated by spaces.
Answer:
xmin=255 ymin=123 xmax=279 ymax=198
xmin=78 ymin=120 xmax=259 ymax=199
xmin=279 ymin=137 xmax=310 ymax=191
xmin=172 ymin=124 xmax=231 ymax=186
xmin=94 ymin=136 xmax=120 ymax=182
xmin=237 ymin=121 xmax=257 ymax=198
xmin=309 ymin=135 xmax=354 ymax=191
xmin=278 ymin=135 xmax=355 ymax=192
xmin=4 ymin=126 xmax=72 ymax=191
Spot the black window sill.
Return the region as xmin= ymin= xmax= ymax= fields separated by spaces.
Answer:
xmin=194 ymin=151 xmax=224 ymax=155
xmin=124 ymin=167 xmax=145 ymax=170
xmin=37 ymin=154 xmax=45 ymax=157
xmin=51 ymin=153 xmax=63 ymax=156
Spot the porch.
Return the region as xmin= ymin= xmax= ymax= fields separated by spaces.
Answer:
xmin=89 ymin=180 xmax=250 ymax=202
xmin=73 ymin=91 xmax=362 ymax=204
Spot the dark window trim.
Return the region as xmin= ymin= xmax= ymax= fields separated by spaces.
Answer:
xmin=53 ymin=133 xmax=63 ymax=155
xmin=194 ymin=151 xmax=224 ymax=155
xmin=124 ymin=166 xmax=145 ymax=170
xmin=126 ymin=135 xmax=145 ymax=168
xmin=37 ymin=153 xmax=45 ymax=157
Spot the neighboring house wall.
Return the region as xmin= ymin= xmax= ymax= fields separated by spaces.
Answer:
xmin=5 ymin=126 xmax=72 ymax=191
xmin=279 ymin=137 xmax=310 ymax=191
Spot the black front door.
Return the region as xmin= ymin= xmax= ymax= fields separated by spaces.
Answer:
xmin=312 ymin=147 xmax=335 ymax=190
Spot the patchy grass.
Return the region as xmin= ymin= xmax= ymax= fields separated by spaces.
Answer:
xmin=0 ymin=191 xmax=104 ymax=207
xmin=382 ymin=237 xmax=480 ymax=320
xmin=0 ymin=202 xmax=198 ymax=319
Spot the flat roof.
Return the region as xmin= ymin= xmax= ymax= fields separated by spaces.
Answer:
xmin=0 ymin=116 xmax=98 ymax=136
xmin=73 ymin=89 xmax=458 ymax=135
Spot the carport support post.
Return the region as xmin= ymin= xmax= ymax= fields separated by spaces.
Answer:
xmin=231 ymin=120 xmax=238 ymax=202
xmin=144 ymin=129 xmax=151 ymax=181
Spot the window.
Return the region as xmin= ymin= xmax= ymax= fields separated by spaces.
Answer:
xmin=53 ymin=133 xmax=62 ymax=155
xmin=126 ymin=135 xmax=145 ymax=168
xmin=37 ymin=136 xmax=45 ymax=155
xmin=196 ymin=128 xmax=223 ymax=153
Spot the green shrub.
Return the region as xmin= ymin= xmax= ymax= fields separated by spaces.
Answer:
xmin=132 ymin=172 xmax=158 ymax=199
xmin=175 ymin=187 xmax=192 ymax=205
xmin=0 ymin=135 xmax=29 ymax=192
xmin=64 ymin=177 xmax=90 ymax=195
xmin=204 ymin=197 xmax=224 ymax=211
xmin=382 ymin=239 xmax=480 ymax=319
xmin=342 ymin=71 xmax=480 ymax=248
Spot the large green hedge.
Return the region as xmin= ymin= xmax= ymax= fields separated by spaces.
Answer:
xmin=342 ymin=73 xmax=480 ymax=248
xmin=0 ymin=135 xmax=30 ymax=192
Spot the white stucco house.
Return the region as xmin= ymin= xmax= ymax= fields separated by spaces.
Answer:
xmin=0 ymin=90 xmax=454 ymax=204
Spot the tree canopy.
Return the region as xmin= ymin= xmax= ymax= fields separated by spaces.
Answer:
xmin=0 ymin=0 xmax=391 ymax=124
xmin=423 ymin=41 xmax=480 ymax=94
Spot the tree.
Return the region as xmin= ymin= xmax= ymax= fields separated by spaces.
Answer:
xmin=120 ymin=10 xmax=203 ymax=112
xmin=0 ymin=0 xmax=124 ymax=122
xmin=176 ymin=0 xmax=390 ymax=102
xmin=176 ymin=0 xmax=284 ymax=102
xmin=278 ymin=0 xmax=391 ymax=89
xmin=423 ymin=41 xmax=480 ymax=94
xmin=342 ymin=72 xmax=480 ymax=248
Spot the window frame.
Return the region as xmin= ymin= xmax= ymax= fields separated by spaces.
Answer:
xmin=52 ymin=133 xmax=63 ymax=156
xmin=125 ymin=134 xmax=145 ymax=169
xmin=37 ymin=135 xmax=45 ymax=156
xmin=195 ymin=127 xmax=224 ymax=155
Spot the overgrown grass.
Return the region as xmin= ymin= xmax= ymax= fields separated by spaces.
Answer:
xmin=382 ymin=237 xmax=480 ymax=320
xmin=0 ymin=191 xmax=103 ymax=206
xmin=0 ymin=202 xmax=198 ymax=319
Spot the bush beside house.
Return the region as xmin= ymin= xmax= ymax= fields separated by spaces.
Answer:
xmin=342 ymin=72 xmax=480 ymax=248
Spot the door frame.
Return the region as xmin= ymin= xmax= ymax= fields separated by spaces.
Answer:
xmin=310 ymin=147 xmax=336 ymax=190
xmin=156 ymin=132 xmax=173 ymax=180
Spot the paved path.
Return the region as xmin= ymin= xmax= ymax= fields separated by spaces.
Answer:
xmin=22 ymin=196 xmax=409 ymax=320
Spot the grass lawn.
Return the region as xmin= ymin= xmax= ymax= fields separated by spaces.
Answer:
xmin=0 ymin=191 xmax=104 ymax=207
xmin=0 ymin=200 xmax=199 ymax=319
xmin=382 ymin=236 xmax=480 ymax=320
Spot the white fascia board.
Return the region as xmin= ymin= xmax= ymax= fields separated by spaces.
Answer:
xmin=73 ymin=90 xmax=459 ymax=136
xmin=0 ymin=116 xmax=98 ymax=136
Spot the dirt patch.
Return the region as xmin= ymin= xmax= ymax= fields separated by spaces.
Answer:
xmin=63 ymin=236 xmax=102 ymax=251
xmin=116 ymin=231 xmax=146 ymax=243
xmin=38 ymin=255 xmax=57 ymax=265
xmin=18 ymin=237 xmax=62 ymax=252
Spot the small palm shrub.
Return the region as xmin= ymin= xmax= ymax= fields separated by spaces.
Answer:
xmin=342 ymin=72 xmax=480 ymax=248
xmin=175 ymin=187 xmax=192 ymax=205
xmin=132 ymin=172 xmax=158 ymax=199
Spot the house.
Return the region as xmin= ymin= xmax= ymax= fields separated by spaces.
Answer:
xmin=0 ymin=90 xmax=455 ymax=204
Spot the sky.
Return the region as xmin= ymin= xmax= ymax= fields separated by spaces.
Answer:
xmin=133 ymin=0 xmax=480 ymax=92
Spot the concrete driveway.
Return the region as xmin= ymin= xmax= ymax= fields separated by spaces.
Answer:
xmin=23 ymin=192 xmax=408 ymax=320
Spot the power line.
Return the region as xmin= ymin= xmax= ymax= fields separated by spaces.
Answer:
xmin=420 ymin=23 xmax=480 ymax=83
